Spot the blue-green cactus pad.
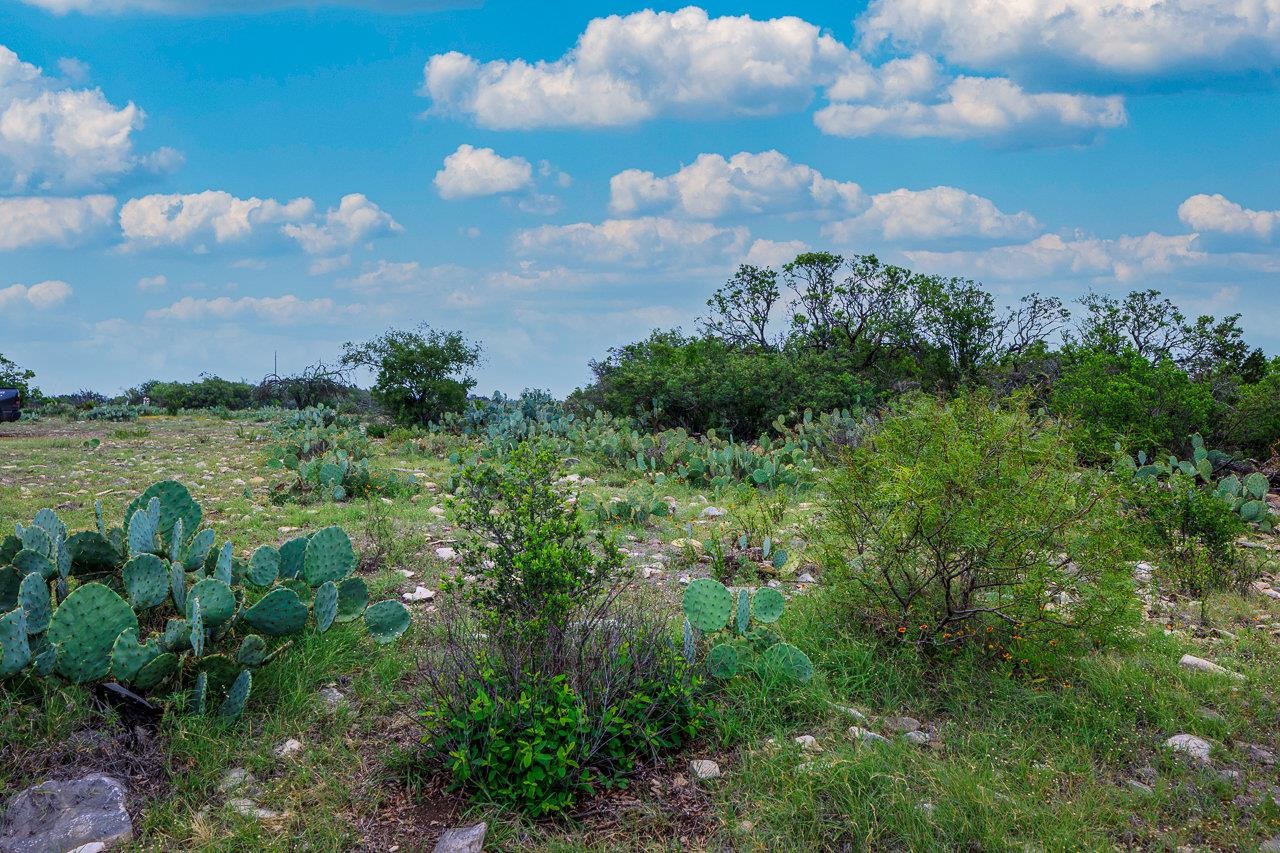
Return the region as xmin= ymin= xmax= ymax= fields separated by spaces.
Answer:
xmin=123 ymin=554 xmax=170 ymax=609
xmin=242 ymin=587 xmax=309 ymax=636
xmin=303 ymin=526 xmax=355 ymax=587
xmin=48 ymin=583 xmax=137 ymax=684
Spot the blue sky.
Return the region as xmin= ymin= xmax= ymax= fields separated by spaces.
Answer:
xmin=2 ymin=0 xmax=1278 ymax=396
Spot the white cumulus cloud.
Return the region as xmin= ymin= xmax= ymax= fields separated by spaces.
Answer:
xmin=857 ymin=0 xmax=1280 ymax=80
xmin=1178 ymin=193 xmax=1278 ymax=239
xmin=145 ymin=294 xmax=353 ymax=324
xmin=0 ymin=279 xmax=72 ymax=310
xmin=280 ymin=193 xmax=402 ymax=254
xmin=514 ymin=216 xmax=750 ymax=269
xmin=434 ymin=144 xmax=534 ymax=199
xmin=0 ymin=195 xmax=116 ymax=250
xmin=816 ymin=69 xmax=1126 ymax=143
xmin=823 ymin=186 xmax=1041 ymax=243
xmin=0 ymin=45 xmax=176 ymax=190
xmin=422 ymin=7 xmax=850 ymax=129
xmin=120 ymin=190 xmax=313 ymax=248
xmin=610 ymin=150 xmax=865 ymax=219
xmin=905 ymin=231 xmax=1207 ymax=283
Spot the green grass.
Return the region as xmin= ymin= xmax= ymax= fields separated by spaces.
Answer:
xmin=2 ymin=414 xmax=1280 ymax=849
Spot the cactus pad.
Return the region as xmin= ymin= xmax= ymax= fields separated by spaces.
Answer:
xmin=13 ymin=550 xmax=55 ymax=580
xmin=1244 ymin=472 xmax=1269 ymax=500
xmin=196 ymin=654 xmax=240 ymax=695
xmin=48 ymin=583 xmax=137 ymax=684
xmin=708 ymin=643 xmax=739 ymax=678
xmin=364 ymin=599 xmax=411 ymax=644
xmin=218 ymin=669 xmax=252 ymax=719
xmin=184 ymin=528 xmax=216 ymax=571
xmin=761 ymin=642 xmax=813 ymax=682
xmin=192 ymin=671 xmax=208 ymax=715
xmin=243 ymin=587 xmax=308 ymax=636
xmin=30 ymin=636 xmax=56 ymax=676
xmin=19 ymin=572 xmax=51 ymax=634
xmin=0 ymin=609 xmax=31 ymax=677
xmin=32 ymin=508 xmax=67 ymax=545
xmin=735 ymin=588 xmax=750 ymax=635
xmin=246 ymin=546 xmax=280 ymax=587
xmin=127 ymin=506 xmax=157 ymax=556
xmin=161 ymin=618 xmax=191 ymax=652
xmin=123 ymin=554 xmax=170 ymax=609
xmin=171 ymin=562 xmax=186 ymax=611
xmin=213 ymin=541 xmax=233 ymax=585
xmin=187 ymin=578 xmax=236 ymax=628
xmin=65 ymin=532 xmax=119 ymax=576
xmin=0 ymin=567 xmax=20 ymax=612
xmin=335 ymin=577 xmax=369 ymax=623
xmin=133 ymin=651 xmax=179 ymax=691
xmin=303 ymin=526 xmax=355 ymax=587
xmin=237 ymin=634 xmax=267 ymax=667
xmin=124 ymin=480 xmax=202 ymax=553
xmin=313 ymin=581 xmax=338 ymax=633
xmin=751 ymin=588 xmax=785 ymax=624
xmin=277 ymin=535 xmax=308 ymax=579
xmin=111 ymin=628 xmax=160 ymax=683
xmin=190 ymin=598 xmax=205 ymax=657
xmin=18 ymin=524 xmax=54 ymax=561
xmin=683 ymin=578 xmax=733 ymax=632
xmin=0 ymin=534 xmax=21 ymax=565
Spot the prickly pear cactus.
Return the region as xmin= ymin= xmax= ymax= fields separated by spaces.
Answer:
xmin=761 ymin=642 xmax=813 ymax=682
xmin=218 ymin=670 xmax=252 ymax=719
xmin=123 ymin=554 xmax=170 ymax=609
xmin=242 ymin=587 xmax=309 ymax=636
xmin=47 ymin=583 xmax=138 ymax=684
xmin=124 ymin=480 xmax=202 ymax=553
xmin=364 ymin=600 xmax=411 ymax=644
xmin=335 ymin=578 xmax=369 ymax=623
xmin=682 ymin=578 xmax=733 ymax=632
xmin=187 ymin=578 xmax=235 ymax=628
xmin=751 ymin=588 xmax=785 ymax=624
xmin=303 ymin=526 xmax=355 ymax=587
xmin=313 ymin=581 xmax=338 ymax=633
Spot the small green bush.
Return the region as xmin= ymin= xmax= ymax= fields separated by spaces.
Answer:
xmin=815 ymin=393 xmax=1139 ymax=665
xmin=1051 ymin=347 xmax=1216 ymax=463
xmin=1226 ymin=359 xmax=1280 ymax=456
xmin=422 ymin=442 xmax=702 ymax=815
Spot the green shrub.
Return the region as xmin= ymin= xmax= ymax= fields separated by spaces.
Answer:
xmin=1051 ymin=346 xmax=1216 ymax=462
xmin=422 ymin=442 xmax=702 ymax=815
xmin=1122 ymin=472 xmax=1252 ymax=602
xmin=814 ymin=393 xmax=1139 ymax=665
xmin=1226 ymin=358 xmax=1280 ymax=455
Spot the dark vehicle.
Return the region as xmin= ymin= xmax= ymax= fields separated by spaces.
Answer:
xmin=0 ymin=389 xmax=19 ymax=422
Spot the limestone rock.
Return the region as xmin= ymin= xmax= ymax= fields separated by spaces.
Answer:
xmin=0 ymin=774 xmax=132 ymax=853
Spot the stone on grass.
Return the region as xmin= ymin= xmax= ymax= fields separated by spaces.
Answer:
xmin=1165 ymin=734 xmax=1212 ymax=763
xmin=227 ymin=799 xmax=281 ymax=821
xmin=1260 ymin=836 xmax=1280 ymax=853
xmin=433 ymin=822 xmax=487 ymax=853
xmin=217 ymin=768 xmax=256 ymax=794
xmin=689 ymin=759 xmax=721 ymax=780
xmin=1179 ymin=654 xmax=1244 ymax=680
xmin=881 ymin=716 xmax=922 ymax=734
xmin=793 ymin=735 xmax=822 ymax=752
xmin=831 ymin=703 xmax=868 ymax=722
xmin=274 ymin=738 xmax=303 ymax=759
xmin=849 ymin=726 xmax=889 ymax=744
xmin=434 ymin=547 xmax=457 ymax=561
xmin=700 ymin=506 xmax=727 ymax=518
xmin=402 ymin=586 xmax=435 ymax=603
xmin=0 ymin=774 xmax=131 ymax=853
xmin=1124 ymin=779 xmax=1154 ymax=795
xmin=317 ymin=686 xmax=345 ymax=712
xmin=795 ymin=572 xmax=815 ymax=584
xmin=903 ymin=730 xmax=932 ymax=746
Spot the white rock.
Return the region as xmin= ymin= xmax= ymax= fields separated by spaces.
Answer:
xmin=227 ymin=799 xmax=282 ymax=821
xmin=642 ymin=566 xmax=663 ymax=579
xmin=849 ymin=726 xmax=889 ymax=744
xmin=434 ymin=547 xmax=457 ymax=561
xmin=882 ymin=716 xmax=922 ymax=734
xmin=831 ymin=704 xmax=867 ymax=722
xmin=796 ymin=572 xmax=815 ymax=584
xmin=433 ymin=822 xmax=488 ymax=853
xmin=403 ymin=586 xmax=436 ymax=603
xmin=793 ymin=735 xmax=822 ymax=752
xmin=689 ymin=759 xmax=721 ymax=780
xmin=1124 ymin=779 xmax=1154 ymax=795
xmin=1179 ymin=654 xmax=1245 ymax=680
xmin=1165 ymin=733 xmax=1212 ymax=763
xmin=218 ymin=768 xmax=256 ymax=793
xmin=904 ymin=730 xmax=932 ymax=745
xmin=274 ymin=738 xmax=303 ymax=758
xmin=396 ymin=569 xmax=415 ymax=578
xmin=1260 ymin=836 xmax=1280 ymax=852
xmin=317 ymin=686 xmax=345 ymax=711
xmin=701 ymin=506 xmax=727 ymax=518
